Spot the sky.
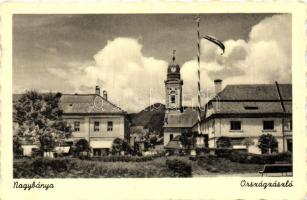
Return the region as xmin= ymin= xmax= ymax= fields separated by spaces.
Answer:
xmin=13 ymin=14 xmax=292 ymax=112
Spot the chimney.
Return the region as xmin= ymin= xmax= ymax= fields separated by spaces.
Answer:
xmin=103 ymin=90 xmax=108 ymax=100
xmin=95 ymin=86 xmax=100 ymax=95
xmin=214 ymin=79 xmax=222 ymax=95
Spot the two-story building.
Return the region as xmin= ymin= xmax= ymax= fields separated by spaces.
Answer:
xmin=60 ymin=86 xmax=129 ymax=156
xmin=192 ymin=80 xmax=292 ymax=154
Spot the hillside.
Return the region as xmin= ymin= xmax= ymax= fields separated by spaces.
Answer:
xmin=128 ymin=103 xmax=165 ymax=135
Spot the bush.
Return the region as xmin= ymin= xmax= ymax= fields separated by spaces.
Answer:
xmin=13 ymin=157 xmax=72 ymax=178
xmin=216 ymin=137 xmax=232 ymax=148
xmin=166 ymin=158 xmax=192 ymax=177
xmin=258 ymin=134 xmax=278 ymax=154
xmin=111 ymin=138 xmax=133 ymax=155
xmin=13 ymin=137 xmax=23 ymax=157
xmin=196 ymin=148 xmax=210 ymax=155
xmin=86 ymin=152 xmax=165 ymax=162
xmin=31 ymin=148 xmax=43 ymax=158
xmin=215 ymin=148 xmax=232 ymax=158
xmin=218 ymin=150 xmax=292 ymax=164
xmin=13 ymin=156 xmax=180 ymax=178
xmin=31 ymin=158 xmax=69 ymax=175
xmin=75 ymin=139 xmax=90 ymax=153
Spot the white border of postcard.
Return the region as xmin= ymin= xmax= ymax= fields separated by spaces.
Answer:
xmin=0 ymin=2 xmax=306 ymax=200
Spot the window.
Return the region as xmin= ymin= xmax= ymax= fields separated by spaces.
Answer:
xmin=94 ymin=121 xmax=100 ymax=132
xmin=74 ymin=121 xmax=80 ymax=132
xmin=107 ymin=121 xmax=113 ymax=131
xmin=170 ymin=95 xmax=176 ymax=104
xmin=170 ymin=134 xmax=173 ymax=141
xmin=263 ymin=120 xmax=274 ymax=130
xmin=230 ymin=121 xmax=241 ymax=130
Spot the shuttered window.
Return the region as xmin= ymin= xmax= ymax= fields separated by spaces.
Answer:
xmin=107 ymin=121 xmax=113 ymax=131
xmin=94 ymin=121 xmax=100 ymax=132
xmin=74 ymin=121 xmax=80 ymax=132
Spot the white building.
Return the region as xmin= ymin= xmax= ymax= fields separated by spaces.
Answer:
xmin=60 ymin=86 xmax=129 ymax=156
xmin=192 ymin=80 xmax=292 ymax=154
xmin=162 ymin=54 xmax=292 ymax=154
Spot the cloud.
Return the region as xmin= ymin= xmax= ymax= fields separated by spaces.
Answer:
xmin=48 ymin=47 xmax=58 ymax=54
xmin=48 ymin=14 xmax=291 ymax=112
xmin=48 ymin=37 xmax=168 ymax=112
xmin=181 ymin=14 xmax=291 ymax=104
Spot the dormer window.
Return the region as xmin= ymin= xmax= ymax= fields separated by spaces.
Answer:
xmin=244 ymin=106 xmax=258 ymax=110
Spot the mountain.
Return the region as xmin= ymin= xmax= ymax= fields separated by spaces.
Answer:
xmin=128 ymin=103 xmax=165 ymax=135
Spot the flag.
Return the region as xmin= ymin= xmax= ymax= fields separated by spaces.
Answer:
xmin=202 ymin=35 xmax=225 ymax=55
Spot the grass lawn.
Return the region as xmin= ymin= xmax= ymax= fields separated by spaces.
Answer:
xmin=13 ymin=156 xmax=264 ymax=178
xmin=191 ymin=157 xmax=263 ymax=177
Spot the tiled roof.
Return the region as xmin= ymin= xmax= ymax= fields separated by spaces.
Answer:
xmin=212 ymin=84 xmax=292 ymax=101
xmin=193 ymin=83 xmax=292 ymax=126
xmin=164 ymin=107 xmax=205 ymax=128
xmin=60 ymin=94 xmax=125 ymax=114
xmin=212 ymin=101 xmax=292 ymax=114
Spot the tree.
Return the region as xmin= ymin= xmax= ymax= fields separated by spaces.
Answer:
xmin=13 ymin=135 xmax=23 ymax=157
xmin=122 ymin=140 xmax=132 ymax=154
xmin=111 ymin=138 xmax=132 ymax=155
xmin=39 ymin=128 xmax=56 ymax=152
xmin=216 ymin=137 xmax=232 ymax=148
xmin=258 ymin=134 xmax=278 ymax=154
xmin=179 ymin=130 xmax=196 ymax=150
xmin=149 ymin=134 xmax=158 ymax=149
xmin=112 ymin=138 xmax=124 ymax=155
xmin=14 ymin=91 xmax=72 ymax=156
xmin=75 ymin=139 xmax=90 ymax=153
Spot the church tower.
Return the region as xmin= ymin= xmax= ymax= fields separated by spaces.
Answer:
xmin=165 ymin=50 xmax=183 ymax=112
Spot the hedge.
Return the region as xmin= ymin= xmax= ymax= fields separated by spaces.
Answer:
xmin=83 ymin=152 xmax=165 ymax=162
xmin=215 ymin=148 xmax=292 ymax=164
xmin=13 ymin=156 xmax=191 ymax=178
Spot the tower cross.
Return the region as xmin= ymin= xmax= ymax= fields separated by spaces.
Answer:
xmin=172 ymin=49 xmax=176 ymax=61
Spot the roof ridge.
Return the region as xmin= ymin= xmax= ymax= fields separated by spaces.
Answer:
xmin=226 ymin=83 xmax=291 ymax=86
xmin=61 ymin=93 xmax=96 ymax=96
xmin=61 ymin=93 xmax=126 ymax=113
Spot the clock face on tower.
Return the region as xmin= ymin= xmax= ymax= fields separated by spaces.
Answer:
xmin=171 ymin=66 xmax=177 ymax=72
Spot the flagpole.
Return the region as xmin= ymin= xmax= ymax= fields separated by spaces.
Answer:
xmin=196 ymin=16 xmax=202 ymax=137
xmin=194 ymin=16 xmax=225 ymax=150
